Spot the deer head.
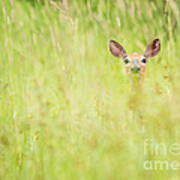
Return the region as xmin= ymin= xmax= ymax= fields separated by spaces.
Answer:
xmin=109 ymin=39 xmax=160 ymax=80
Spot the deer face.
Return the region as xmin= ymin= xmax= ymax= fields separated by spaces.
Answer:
xmin=109 ymin=39 xmax=160 ymax=78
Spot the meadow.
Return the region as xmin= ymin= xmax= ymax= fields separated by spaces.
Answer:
xmin=1 ymin=0 xmax=180 ymax=179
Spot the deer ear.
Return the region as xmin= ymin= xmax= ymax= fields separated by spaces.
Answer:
xmin=109 ymin=40 xmax=127 ymax=58
xmin=144 ymin=39 xmax=160 ymax=58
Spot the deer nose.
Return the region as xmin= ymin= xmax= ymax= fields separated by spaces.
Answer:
xmin=131 ymin=66 xmax=140 ymax=73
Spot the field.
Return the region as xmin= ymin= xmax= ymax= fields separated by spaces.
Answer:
xmin=1 ymin=0 xmax=180 ymax=179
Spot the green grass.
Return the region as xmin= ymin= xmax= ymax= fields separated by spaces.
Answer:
xmin=1 ymin=0 xmax=180 ymax=179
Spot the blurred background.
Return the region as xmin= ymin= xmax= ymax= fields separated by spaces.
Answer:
xmin=1 ymin=0 xmax=180 ymax=179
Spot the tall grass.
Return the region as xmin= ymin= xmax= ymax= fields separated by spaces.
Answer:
xmin=1 ymin=0 xmax=180 ymax=179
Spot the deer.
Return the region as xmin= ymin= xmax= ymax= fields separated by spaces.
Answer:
xmin=109 ymin=39 xmax=160 ymax=82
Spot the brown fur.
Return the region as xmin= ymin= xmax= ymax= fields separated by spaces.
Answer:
xmin=125 ymin=53 xmax=146 ymax=79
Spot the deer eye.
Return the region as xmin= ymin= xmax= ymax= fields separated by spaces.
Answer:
xmin=124 ymin=59 xmax=130 ymax=64
xmin=141 ymin=58 xmax=146 ymax=63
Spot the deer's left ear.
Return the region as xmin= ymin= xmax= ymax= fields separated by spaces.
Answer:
xmin=144 ymin=39 xmax=160 ymax=58
xmin=109 ymin=40 xmax=127 ymax=59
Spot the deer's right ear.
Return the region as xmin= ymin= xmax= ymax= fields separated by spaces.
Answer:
xmin=109 ymin=40 xmax=127 ymax=59
xmin=144 ymin=39 xmax=160 ymax=58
